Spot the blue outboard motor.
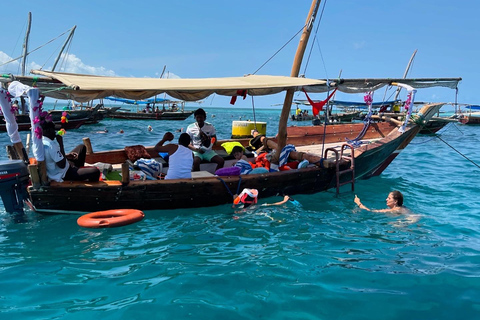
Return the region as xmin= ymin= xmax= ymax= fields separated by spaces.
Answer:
xmin=0 ymin=160 xmax=30 ymax=213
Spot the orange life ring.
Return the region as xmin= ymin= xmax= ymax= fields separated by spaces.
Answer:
xmin=77 ymin=209 xmax=145 ymax=228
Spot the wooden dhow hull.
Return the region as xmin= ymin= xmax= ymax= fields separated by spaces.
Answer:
xmin=26 ymin=105 xmax=442 ymax=213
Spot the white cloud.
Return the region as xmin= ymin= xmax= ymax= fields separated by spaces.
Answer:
xmin=353 ymin=41 xmax=366 ymax=50
xmin=0 ymin=51 xmax=20 ymax=74
xmin=55 ymin=53 xmax=117 ymax=76
xmin=154 ymin=70 xmax=181 ymax=79
xmin=0 ymin=51 xmax=116 ymax=77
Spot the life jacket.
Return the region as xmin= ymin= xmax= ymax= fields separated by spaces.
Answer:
xmin=234 ymin=188 xmax=258 ymax=205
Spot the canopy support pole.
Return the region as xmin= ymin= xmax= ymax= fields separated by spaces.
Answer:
xmin=274 ymin=0 xmax=321 ymax=166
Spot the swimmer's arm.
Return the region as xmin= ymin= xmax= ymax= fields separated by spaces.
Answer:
xmin=354 ymin=195 xmax=391 ymax=212
xmin=262 ymin=195 xmax=290 ymax=206
xmin=354 ymin=195 xmax=371 ymax=211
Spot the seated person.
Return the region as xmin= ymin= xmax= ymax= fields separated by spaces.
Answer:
xmin=231 ymin=146 xmax=253 ymax=175
xmin=247 ymin=130 xmax=270 ymax=154
xmin=186 ymin=108 xmax=224 ymax=171
xmin=41 ymin=121 xmax=100 ymax=182
xmin=231 ymin=146 xmax=248 ymax=162
xmin=154 ymin=132 xmax=193 ymax=180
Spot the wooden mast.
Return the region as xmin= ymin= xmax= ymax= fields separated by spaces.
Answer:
xmin=21 ymin=12 xmax=32 ymax=76
xmin=51 ymin=25 xmax=77 ymax=72
xmin=394 ymin=49 xmax=417 ymax=101
xmin=274 ymin=0 xmax=321 ymax=164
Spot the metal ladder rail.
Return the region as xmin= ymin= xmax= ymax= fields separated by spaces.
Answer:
xmin=338 ymin=144 xmax=355 ymax=192
xmin=324 ymin=144 xmax=355 ymax=194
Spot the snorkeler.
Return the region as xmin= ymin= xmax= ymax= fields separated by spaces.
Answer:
xmin=232 ymin=188 xmax=258 ymax=210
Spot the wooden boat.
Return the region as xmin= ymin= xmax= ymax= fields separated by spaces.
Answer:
xmin=102 ymin=97 xmax=194 ymax=121
xmin=419 ymin=116 xmax=457 ymax=134
xmin=47 ymin=103 xmax=105 ymax=124
xmin=0 ymin=104 xmax=102 ymax=131
xmin=458 ymin=106 xmax=480 ymax=125
xmin=106 ymin=109 xmax=193 ymax=121
xmin=291 ymin=113 xmax=314 ymax=121
xmin=458 ymin=113 xmax=480 ymax=125
xmin=18 ymin=102 xmax=444 ymax=213
xmin=0 ymin=0 xmax=462 ymax=214
xmin=311 ymin=110 xmax=363 ymax=125
xmin=0 ymin=115 xmax=87 ymax=132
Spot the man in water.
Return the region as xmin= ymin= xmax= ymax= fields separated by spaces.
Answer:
xmin=186 ymin=108 xmax=224 ymax=171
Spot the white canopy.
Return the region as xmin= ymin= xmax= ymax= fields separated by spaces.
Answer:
xmin=28 ymin=70 xmax=328 ymax=102
xmin=2 ymin=71 xmax=461 ymax=103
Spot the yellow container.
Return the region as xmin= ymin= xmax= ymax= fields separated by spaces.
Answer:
xmin=231 ymin=121 xmax=267 ymax=138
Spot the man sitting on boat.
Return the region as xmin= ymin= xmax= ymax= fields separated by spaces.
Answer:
xmin=41 ymin=121 xmax=100 ymax=182
xmin=154 ymin=132 xmax=193 ymax=180
xmin=186 ymin=108 xmax=225 ymax=171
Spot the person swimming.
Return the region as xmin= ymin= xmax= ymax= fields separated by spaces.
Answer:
xmin=354 ymin=190 xmax=419 ymax=225
xmin=354 ymin=190 xmax=406 ymax=213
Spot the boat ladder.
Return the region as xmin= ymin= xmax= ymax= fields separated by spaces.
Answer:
xmin=324 ymin=144 xmax=355 ymax=194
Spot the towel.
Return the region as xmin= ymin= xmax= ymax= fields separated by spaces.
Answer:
xmin=234 ymin=159 xmax=253 ymax=175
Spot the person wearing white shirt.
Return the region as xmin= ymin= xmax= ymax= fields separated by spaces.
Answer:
xmin=41 ymin=121 xmax=100 ymax=182
xmin=186 ymin=108 xmax=224 ymax=171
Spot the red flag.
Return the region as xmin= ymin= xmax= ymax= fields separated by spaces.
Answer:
xmin=230 ymin=90 xmax=247 ymax=105
xmin=302 ymin=88 xmax=337 ymax=116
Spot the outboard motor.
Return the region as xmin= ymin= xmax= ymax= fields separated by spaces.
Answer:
xmin=0 ymin=160 xmax=30 ymax=213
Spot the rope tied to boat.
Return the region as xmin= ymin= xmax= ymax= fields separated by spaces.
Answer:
xmin=217 ymin=176 xmax=242 ymax=197
xmin=345 ymin=91 xmax=374 ymax=147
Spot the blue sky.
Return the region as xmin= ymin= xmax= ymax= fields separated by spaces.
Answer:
xmin=1 ymin=0 xmax=477 ymax=109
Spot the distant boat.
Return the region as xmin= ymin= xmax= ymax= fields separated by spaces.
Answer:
xmin=47 ymin=103 xmax=105 ymax=124
xmin=458 ymin=106 xmax=480 ymax=125
xmin=0 ymin=103 xmax=104 ymax=130
xmin=103 ymin=97 xmax=194 ymax=121
xmin=0 ymin=115 xmax=87 ymax=132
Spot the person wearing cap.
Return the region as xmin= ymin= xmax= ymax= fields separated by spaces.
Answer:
xmin=186 ymin=108 xmax=224 ymax=171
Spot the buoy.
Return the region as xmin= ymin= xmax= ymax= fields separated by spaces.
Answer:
xmin=77 ymin=209 xmax=145 ymax=228
xmin=231 ymin=121 xmax=267 ymax=138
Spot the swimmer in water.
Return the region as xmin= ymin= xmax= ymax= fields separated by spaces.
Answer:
xmin=354 ymin=190 xmax=419 ymax=225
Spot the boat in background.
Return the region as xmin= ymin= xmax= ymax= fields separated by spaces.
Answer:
xmin=103 ymin=97 xmax=194 ymax=121
xmin=458 ymin=105 xmax=480 ymax=125
xmin=47 ymin=103 xmax=104 ymax=124
xmin=0 ymin=115 xmax=87 ymax=132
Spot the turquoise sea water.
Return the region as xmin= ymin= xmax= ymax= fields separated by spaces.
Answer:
xmin=1 ymin=105 xmax=480 ymax=319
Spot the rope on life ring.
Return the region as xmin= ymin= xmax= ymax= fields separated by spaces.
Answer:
xmin=77 ymin=209 xmax=145 ymax=228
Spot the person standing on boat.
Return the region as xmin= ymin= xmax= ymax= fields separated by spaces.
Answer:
xmin=186 ymin=108 xmax=224 ymax=171
xmin=41 ymin=121 xmax=100 ymax=182
xmin=154 ymin=132 xmax=193 ymax=180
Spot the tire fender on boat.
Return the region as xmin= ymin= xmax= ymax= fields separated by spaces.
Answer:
xmin=77 ymin=209 xmax=145 ymax=228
